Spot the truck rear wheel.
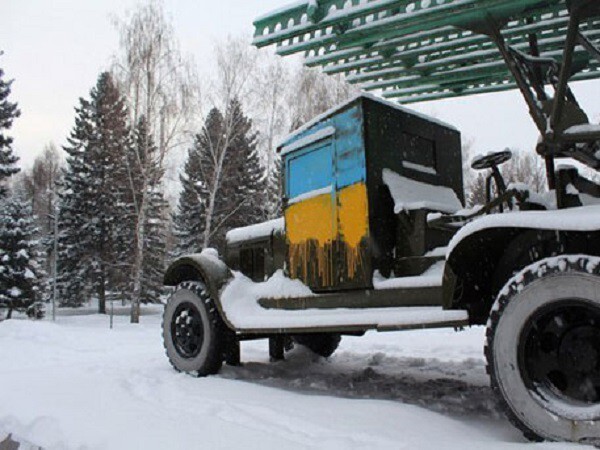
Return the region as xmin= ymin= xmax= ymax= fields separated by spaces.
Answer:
xmin=486 ymin=255 xmax=600 ymax=444
xmin=163 ymin=281 xmax=225 ymax=376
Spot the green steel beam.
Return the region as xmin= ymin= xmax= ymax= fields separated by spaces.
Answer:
xmin=384 ymin=64 xmax=600 ymax=104
xmin=358 ymin=47 xmax=571 ymax=90
xmin=319 ymin=15 xmax=574 ymax=75
xmin=253 ymin=0 xmax=600 ymax=103
xmin=257 ymin=0 xmax=560 ymax=57
xmin=329 ymin=0 xmax=556 ymax=50
xmin=345 ymin=31 xmax=599 ymax=86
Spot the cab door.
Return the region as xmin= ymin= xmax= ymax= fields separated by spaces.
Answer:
xmin=284 ymin=139 xmax=338 ymax=291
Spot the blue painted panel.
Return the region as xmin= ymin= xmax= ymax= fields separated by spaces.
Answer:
xmin=282 ymin=99 xmax=366 ymax=196
xmin=333 ymin=105 xmax=366 ymax=190
xmin=287 ymin=143 xmax=333 ymax=199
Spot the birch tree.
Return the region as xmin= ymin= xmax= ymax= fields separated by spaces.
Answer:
xmin=288 ymin=66 xmax=358 ymax=130
xmin=198 ymin=38 xmax=259 ymax=250
xmin=112 ymin=0 xmax=200 ymax=323
xmin=251 ymin=53 xmax=290 ymax=218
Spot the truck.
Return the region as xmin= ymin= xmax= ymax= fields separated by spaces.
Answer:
xmin=162 ymin=0 xmax=600 ymax=445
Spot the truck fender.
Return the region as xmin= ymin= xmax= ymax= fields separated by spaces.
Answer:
xmin=163 ymin=252 xmax=234 ymax=327
xmin=444 ymin=221 xmax=600 ymax=324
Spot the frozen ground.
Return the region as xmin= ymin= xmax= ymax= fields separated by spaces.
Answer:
xmin=0 ymin=307 xmax=592 ymax=450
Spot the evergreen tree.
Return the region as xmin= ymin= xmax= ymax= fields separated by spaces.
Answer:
xmin=128 ymin=117 xmax=167 ymax=305
xmin=218 ymin=98 xmax=264 ymax=239
xmin=174 ymin=101 xmax=266 ymax=256
xmin=0 ymin=199 xmax=43 ymax=319
xmin=265 ymin=156 xmax=283 ymax=219
xmin=59 ymin=72 xmax=132 ymax=311
xmin=172 ymin=108 xmax=221 ymax=255
xmin=141 ymin=186 xmax=168 ymax=303
xmin=0 ymin=56 xmax=21 ymax=199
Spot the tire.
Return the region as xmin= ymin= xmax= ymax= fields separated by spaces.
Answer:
xmin=162 ymin=281 xmax=225 ymax=376
xmin=486 ymin=255 xmax=600 ymax=445
xmin=293 ymin=333 xmax=342 ymax=357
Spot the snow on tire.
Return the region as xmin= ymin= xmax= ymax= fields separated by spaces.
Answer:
xmin=163 ymin=281 xmax=224 ymax=376
xmin=486 ymin=255 xmax=600 ymax=445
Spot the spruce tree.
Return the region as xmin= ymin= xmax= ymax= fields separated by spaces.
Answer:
xmin=0 ymin=57 xmax=21 ymax=199
xmin=58 ymin=97 xmax=92 ymax=307
xmin=174 ymin=101 xmax=267 ymax=256
xmin=0 ymin=199 xmax=43 ymax=319
xmin=141 ymin=186 xmax=168 ymax=303
xmin=265 ymin=156 xmax=283 ymax=219
xmin=59 ymin=72 xmax=132 ymax=312
xmin=172 ymin=108 xmax=222 ymax=255
xmin=209 ymin=98 xmax=264 ymax=251
xmin=128 ymin=117 xmax=167 ymax=305
xmin=227 ymin=98 xmax=265 ymax=229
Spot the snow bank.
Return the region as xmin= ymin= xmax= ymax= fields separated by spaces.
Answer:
xmin=383 ymin=169 xmax=462 ymax=214
xmin=0 ymin=310 xmax=591 ymax=449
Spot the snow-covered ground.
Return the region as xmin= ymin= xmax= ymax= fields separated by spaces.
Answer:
xmin=0 ymin=307 xmax=592 ymax=450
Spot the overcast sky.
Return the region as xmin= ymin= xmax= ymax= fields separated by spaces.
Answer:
xmin=2 ymin=0 xmax=599 ymax=169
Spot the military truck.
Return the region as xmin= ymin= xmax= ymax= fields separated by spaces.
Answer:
xmin=163 ymin=0 xmax=600 ymax=444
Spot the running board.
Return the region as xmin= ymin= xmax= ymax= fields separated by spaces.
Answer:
xmin=229 ymin=306 xmax=469 ymax=335
xmin=258 ymin=285 xmax=443 ymax=310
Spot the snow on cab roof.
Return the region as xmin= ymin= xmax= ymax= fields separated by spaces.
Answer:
xmin=278 ymin=92 xmax=458 ymax=151
xmin=226 ymin=218 xmax=284 ymax=244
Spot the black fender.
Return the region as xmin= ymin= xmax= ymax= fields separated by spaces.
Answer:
xmin=163 ymin=252 xmax=235 ymax=329
xmin=444 ymin=211 xmax=600 ymax=325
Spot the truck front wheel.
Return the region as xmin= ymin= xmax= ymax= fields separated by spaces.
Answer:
xmin=486 ymin=255 xmax=600 ymax=444
xmin=163 ymin=281 xmax=225 ymax=376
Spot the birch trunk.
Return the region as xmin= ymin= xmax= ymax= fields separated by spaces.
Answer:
xmin=130 ymin=192 xmax=147 ymax=324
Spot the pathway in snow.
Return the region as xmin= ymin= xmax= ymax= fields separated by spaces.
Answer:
xmin=0 ymin=308 xmax=591 ymax=449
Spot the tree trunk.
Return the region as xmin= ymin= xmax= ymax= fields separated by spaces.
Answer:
xmin=98 ymin=271 xmax=106 ymax=314
xmin=130 ymin=195 xmax=147 ymax=324
xmin=6 ymin=308 xmax=13 ymax=320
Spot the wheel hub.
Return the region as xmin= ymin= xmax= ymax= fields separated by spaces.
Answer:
xmin=520 ymin=300 xmax=600 ymax=404
xmin=559 ymin=326 xmax=599 ymax=374
xmin=171 ymin=302 xmax=204 ymax=358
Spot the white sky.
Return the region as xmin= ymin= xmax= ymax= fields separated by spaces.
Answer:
xmin=2 ymin=0 xmax=599 ymax=168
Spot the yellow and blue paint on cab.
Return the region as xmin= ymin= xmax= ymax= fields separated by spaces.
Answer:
xmin=282 ymin=103 xmax=370 ymax=291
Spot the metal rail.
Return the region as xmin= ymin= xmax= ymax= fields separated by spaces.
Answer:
xmin=254 ymin=0 xmax=600 ymax=171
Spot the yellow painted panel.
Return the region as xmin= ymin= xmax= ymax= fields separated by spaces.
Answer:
xmin=337 ymin=182 xmax=369 ymax=248
xmin=285 ymin=193 xmax=336 ymax=245
xmin=337 ymin=182 xmax=369 ymax=282
xmin=285 ymin=192 xmax=336 ymax=288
